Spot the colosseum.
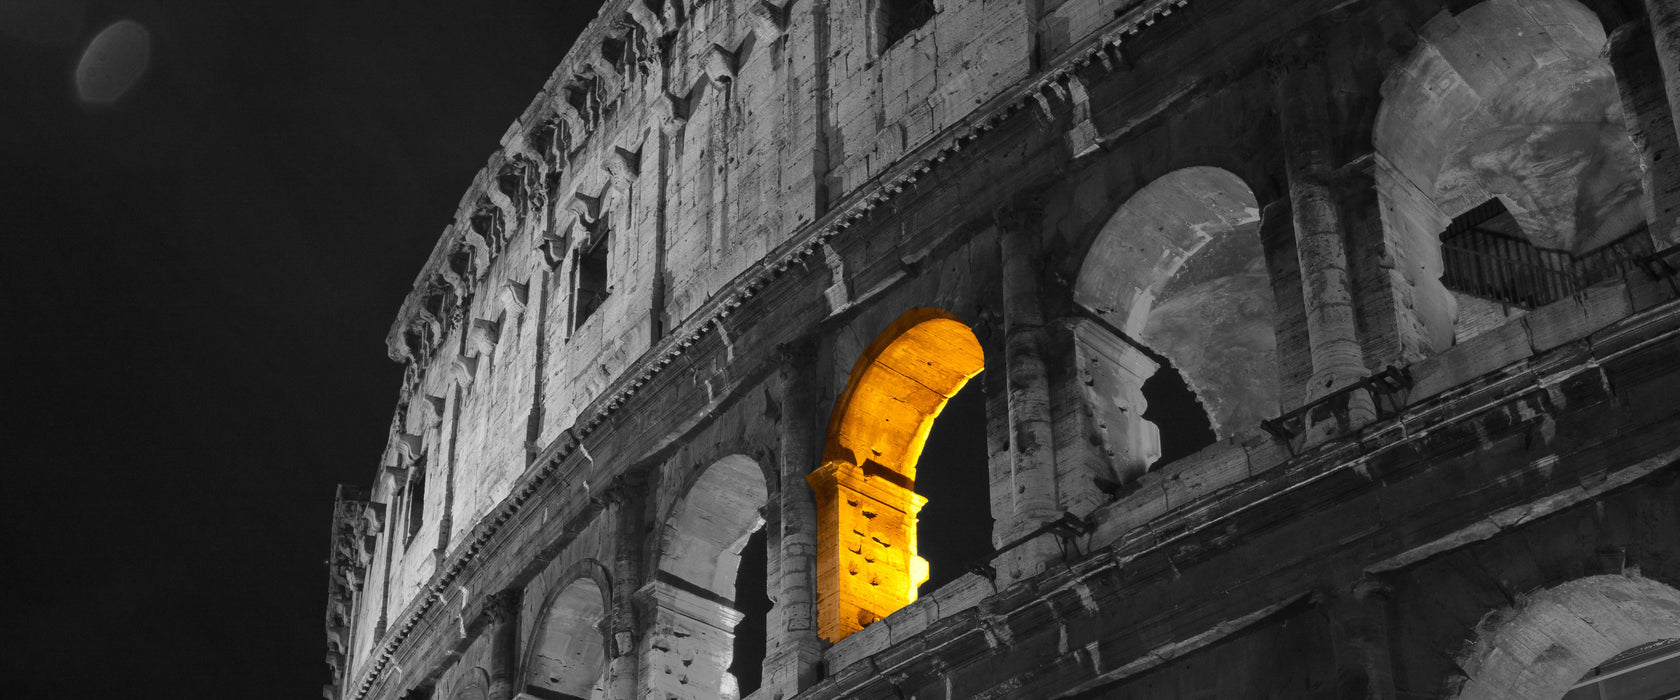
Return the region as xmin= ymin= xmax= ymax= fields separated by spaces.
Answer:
xmin=323 ymin=0 xmax=1680 ymax=698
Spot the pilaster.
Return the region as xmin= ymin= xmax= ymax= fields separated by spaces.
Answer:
xmin=766 ymin=340 xmax=825 ymax=694
xmin=604 ymin=474 xmax=645 ymax=700
xmin=994 ymin=203 xmax=1063 ymax=584
xmin=1611 ymin=19 xmax=1680 ymax=247
xmin=1642 ymin=0 xmax=1680 ymax=147
xmin=481 ymin=589 xmax=521 ymax=700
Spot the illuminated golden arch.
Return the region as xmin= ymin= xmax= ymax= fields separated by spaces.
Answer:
xmin=807 ymin=308 xmax=984 ymax=642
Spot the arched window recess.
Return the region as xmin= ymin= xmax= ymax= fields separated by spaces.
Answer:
xmin=808 ymin=308 xmax=986 ymax=643
xmin=1372 ymin=0 xmax=1651 ymax=350
xmin=1069 ymin=166 xmax=1277 ymax=487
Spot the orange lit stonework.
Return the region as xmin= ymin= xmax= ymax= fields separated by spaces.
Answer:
xmin=807 ymin=308 xmax=984 ymax=643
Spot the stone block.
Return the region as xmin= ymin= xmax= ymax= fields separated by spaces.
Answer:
xmin=1525 ymin=282 xmax=1632 ymax=353
xmin=825 ymin=620 xmax=890 ymax=676
xmin=1408 ymin=320 xmax=1533 ymax=402
xmin=1158 ymin=441 xmax=1248 ymax=510
xmin=929 ymin=573 xmax=994 ymax=620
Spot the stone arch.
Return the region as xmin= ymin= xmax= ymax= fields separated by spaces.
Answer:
xmin=643 ymin=454 xmax=770 ymax=700
xmin=1072 ymin=166 xmax=1276 ymax=448
xmin=1047 ymin=78 xmax=1289 ymax=290
xmin=1452 ymin=575 xmax=1680 ymax=700
xmin=657 ymin=454 xmax=770 ymax=597
xmin=521 ymin=569 xmax=612 ymax=700
xmin=1372 ymin=0 xmax=1644 ymax=351
xmin=808 ymin=307 xmax=985 ymax=642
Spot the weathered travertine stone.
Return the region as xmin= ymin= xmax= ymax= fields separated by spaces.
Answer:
xmin=325 ymin=2 xmax=1680 ymax=700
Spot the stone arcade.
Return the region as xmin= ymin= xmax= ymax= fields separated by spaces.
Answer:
xmin=324 ymin=0 xmax=1680 ymax=698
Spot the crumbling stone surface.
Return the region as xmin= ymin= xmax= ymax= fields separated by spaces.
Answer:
xmin=325 ymin=1 xmax=1680 ymax=699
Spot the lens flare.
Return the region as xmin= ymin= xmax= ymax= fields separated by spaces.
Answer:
xmin=76 ymin=20 xmax=150 ymax=105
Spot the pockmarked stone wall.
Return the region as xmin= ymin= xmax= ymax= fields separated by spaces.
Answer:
xmin=324 ymin=0 xmax=1680 ymax=699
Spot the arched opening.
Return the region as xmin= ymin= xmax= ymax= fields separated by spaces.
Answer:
xmin=808 ymin=308 xmax=985 ymax=642
xmin=646 ymin=455 xmax=768 ymax=700
xmin=523 ymin=578 xmax=608 ymax=700
xmin=913 ymin=370 xmax=994 ymax=593
xmin=1141 ymin=361 xmax=1219 ymax=466
xmin=1373 ymin=0 xmax=1647 ymax=351
xmin=1073 ymin=166 xmax=1275 ymax=480
xmin=727 ymin=526 xmax=769 ymax=696
xmin=1453 ymin=575 xmax=1680 ymax=700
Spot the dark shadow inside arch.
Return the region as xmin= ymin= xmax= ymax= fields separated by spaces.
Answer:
xmin=915 ymin=378 xmax=994 ymax=592
xmin=1141 ymin=360 xmax=1217 ymax=466
xmin=728 ymin=526 xmax=768 ymax=697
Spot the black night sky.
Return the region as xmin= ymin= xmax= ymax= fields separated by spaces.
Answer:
xmin=2 ymin=1 xmax=598 ymax=696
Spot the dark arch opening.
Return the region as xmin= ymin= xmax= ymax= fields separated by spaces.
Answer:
xmin=811 ymin=307 xmax=985 ymax=641
xmin=651 ymin=455 xmax=767 ymax=697
xmin=727 ymin=526 xmax=769 ymax=697
xmin=1141 ymin=360 xmax=1217 ymax=466
xmin=914 ymin=377 xmax=994 ymax=592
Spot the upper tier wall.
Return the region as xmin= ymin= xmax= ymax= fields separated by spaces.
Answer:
xmin=354 ymin=0 xmax=1160 ymax=670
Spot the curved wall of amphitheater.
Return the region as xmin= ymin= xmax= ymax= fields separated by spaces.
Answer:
xmin=324 ymin=0 xmax=1680 ymax=698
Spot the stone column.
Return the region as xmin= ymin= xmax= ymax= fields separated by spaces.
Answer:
xmin=483 ymin=589 xmax=521 ymax=700
xmin=1270 ymin=36 xmax=1375 ymax=428
xmin=1643 ymin=0 xmax=1680 ymax=146
xmin=995 ymin=204 xmax=1062 ymax=581
xmin=1612 ymin=19 xmax=1680 ymax=247
xmin=766 ymin=340 xmax=825 ymax=694
xmin=605 ymin=475 xmax=645 ymax=700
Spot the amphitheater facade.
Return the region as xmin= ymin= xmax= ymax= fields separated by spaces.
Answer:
xmin=324 ymin=0 xmax=1680 ymax=698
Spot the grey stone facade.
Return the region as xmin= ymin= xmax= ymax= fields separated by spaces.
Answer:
xmin=324 ymin=0 xmax=1680 ymax=698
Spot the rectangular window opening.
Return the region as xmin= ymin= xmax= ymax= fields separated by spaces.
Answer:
xmin=573 ymin=230 xmax=611 ymax=331
xmin=403 ymin=469 xmax=426 ymax=549
xmin=879 ymin=0 xmax=935 ymax=53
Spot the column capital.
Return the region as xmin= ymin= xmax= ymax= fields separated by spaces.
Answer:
xmin=992 ymin=200 xmax=1046 ymax=233
xmin=775 ymin=336 xmax=820 ymax=370
xmin=479 ymin=589 xmax=522 ymax=626
xmin=1265 ymin=29 xmax=1329 ymax=83
xmin=592 ymin=471 xmax=648 ymax=508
